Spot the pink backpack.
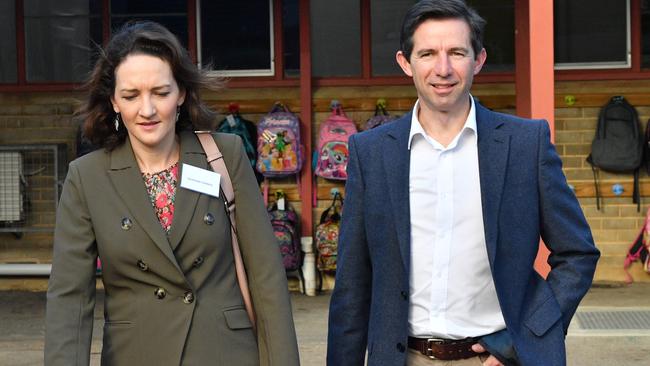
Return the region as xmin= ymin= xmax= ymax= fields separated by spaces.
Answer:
xmin=624 ymin=206 xmax=650 ymax=283
xmin=314 ymin=102 xmax=358 ymax=180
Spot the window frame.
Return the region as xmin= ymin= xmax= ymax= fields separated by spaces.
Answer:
xmin=1 ymin=0 xmax=650 ymax=92
xmin=554 ymin=0 xmax=631 ymax=70
xmin=196 ymin=0 xmax=276 ymax=77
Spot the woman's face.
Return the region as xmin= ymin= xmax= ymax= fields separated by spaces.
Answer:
xmin=111 ymin=53 xmax=185 ymax=153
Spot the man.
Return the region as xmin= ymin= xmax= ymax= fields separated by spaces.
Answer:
xmin=327 ymin=1 xmax=599 ymax=365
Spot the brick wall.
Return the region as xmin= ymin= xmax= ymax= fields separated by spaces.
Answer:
xmin=2 ymin=80 xmax=650 ymax=290
xmin=0 ymin=92 xmax=82 ymax=270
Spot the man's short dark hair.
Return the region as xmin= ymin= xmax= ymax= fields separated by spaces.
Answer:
xmin=400 ymin=0 xmax=486 ymax=61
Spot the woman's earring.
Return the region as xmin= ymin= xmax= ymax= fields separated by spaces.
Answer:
xmin=114 ymin=113 xmax=120 ymax=131
xmin=175 ymin=107 xmax=180 ymax=122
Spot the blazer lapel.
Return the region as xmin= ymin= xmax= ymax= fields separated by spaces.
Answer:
xmin=168 ymin=131 xmax=205 ymax=250
xmin=476 ymin=102 xmax=510 ymax=267
xmin=107 ymin=140 xmax=181 ymax=272
xmin=383 ymin=114 xmax=413 ymax=272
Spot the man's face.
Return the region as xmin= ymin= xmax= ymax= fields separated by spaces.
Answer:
xmin=396 ymin=18 xmax=486 ymax=116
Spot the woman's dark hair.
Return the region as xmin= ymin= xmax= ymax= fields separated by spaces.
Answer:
xmin=79 ymin=21 xmax=222 ymax=150
xmin=400 ymin=0 xmax=486 ymax=61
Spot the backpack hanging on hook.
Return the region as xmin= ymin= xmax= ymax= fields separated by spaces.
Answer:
xmin=586 ymin=96 xmax=644 ymax=211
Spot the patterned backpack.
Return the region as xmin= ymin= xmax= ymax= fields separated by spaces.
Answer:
xmin=267 ymin=191 xmax=302 ymax=272
xmin=216 ymin=104 xmax=257 ymax=169
xmin=364 ymin=98 xmax=398 ymax=130
xmin=256 ymin=103 xmax=303 ymax=177
xmin=315 ymin=192 xmax=343 ymax=271
xmin=314 ymin=101 xmax=357 ymax=180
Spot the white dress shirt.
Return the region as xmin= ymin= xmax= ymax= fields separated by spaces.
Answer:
xmin=407 ymin=98 xmax=506 ymax=339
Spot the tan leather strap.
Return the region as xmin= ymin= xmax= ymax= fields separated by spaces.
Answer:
xmin=195 ymin=132 xmax=256 ymax=330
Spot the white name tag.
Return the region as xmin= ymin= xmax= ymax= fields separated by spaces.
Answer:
xmin=180 ymin=163 xmax=221 ymax=198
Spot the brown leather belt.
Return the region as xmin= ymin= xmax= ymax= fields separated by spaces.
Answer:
xmin=407 ymin=336 xmax=482 ymax=360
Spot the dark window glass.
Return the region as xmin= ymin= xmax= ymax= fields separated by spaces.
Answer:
xmin=467 ymin=0 xmax=515 ymax=72
xmin=24 ymin=0 xmax=102 ymax=82
xmin=554 ymin=0 xmax=628 ymax=67
xmin=370 ymin=0 xmax=514 ymax=76
xmin=0 ymin=0 xmax=17 ymax=83
xmin=201 ymin=0 xmax=272 ymax=74
xmin=371 ymin=0 xmax=416 ymax=76
xmin=283 ymin=0 xmax=300 ymax=77
xmin=110 ymin=0 xmax=188 ymax=49
xmin=641 ymin=0 xmax=650 ymax=68
xmin=311 ymin=0 xmax=361 ymax=77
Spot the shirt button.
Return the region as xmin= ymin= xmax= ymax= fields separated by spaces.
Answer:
xmin=154 ymin=287 xmax=166 ymax=299
xmin=396 ymin=343 xmax=405 ymax=353
xmin=192 ymin=256 xmax=204 ymax=268
xmin=183 ymin=291 xmax=195 ymax=304
xmin=137 ymin=259 xmax=148 ymax=271
xmin=203 ymin=213 xmax=215 ymax=225
xmin=121 ymin=217 xmax=132 ymax=230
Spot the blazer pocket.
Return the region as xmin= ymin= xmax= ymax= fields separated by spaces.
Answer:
xmin=523 ymin=296 xmax=562 ymax=337
xmin=104 ymin=320 xmax=134 ymax=328
xmin=223 ymin=307 xmax=253 ymax=330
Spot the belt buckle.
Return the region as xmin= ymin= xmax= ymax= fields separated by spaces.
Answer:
xmin=425 ymin=338 xmax=445 ymax=359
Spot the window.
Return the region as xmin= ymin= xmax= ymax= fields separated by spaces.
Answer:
xmin=554 ymin=0 xmax=630 ymax=69
xmin=371 ymin=0 xmax=416 ymax=76
xmin=641 ymin=0 xmax=650 ymax=68
xmin=110 ymin=0 xmax=188 ymax=48
xmin=283 ymin=0 xmax=300 ymax=77
xmin=199 ymin=0 xmax=274 ymax=76
xmin=369 ymin=0 xmax=514 ymax=76
xmin=24 ymin=0 xmax=102 ymax=82
xmin=311 ymin=0 xmax=361 ymax=77
xmin=0 ymin=0 xmax=17 ymax=83
xmin=467 ymin=0 xmax=515 ymax=72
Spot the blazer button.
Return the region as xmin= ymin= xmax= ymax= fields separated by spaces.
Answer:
xmin=203 ymin=213 xmax=215 ymax=225
xmin=154 ymin=287 xmax=166 ymax=299
xmin=121 ymin=217 xmax=132 ymax=230
xmin=192 ymin=256 xmax=204 ymax=268
xmin=137 ymin=259 xmax=148 ymax=271
xmin=401 ymin=291 xmax=408 ymax=300
xmin=396 ymin=343 xmax=405 ymax=353
xmin=183 ymin=291 xmax=195 ymax=304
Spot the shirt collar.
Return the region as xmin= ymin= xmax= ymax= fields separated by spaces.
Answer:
xmin=407 ymin=95 xmax=477 ymax=150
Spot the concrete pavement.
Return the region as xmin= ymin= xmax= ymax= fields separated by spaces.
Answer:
xmin=1 ymin=283 xmax=649 ymax=365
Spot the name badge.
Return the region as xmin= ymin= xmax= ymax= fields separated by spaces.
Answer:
xmin=180 ymin=163 xmax=221 ymax=198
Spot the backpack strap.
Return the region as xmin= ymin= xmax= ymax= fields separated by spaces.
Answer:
xmin=195 ymin=131 xmax=256 ymax=331
xmin=634 ymin=168 xmax=641 ymax=212
xmin=587 ymin=158 xmax=601 ymax=211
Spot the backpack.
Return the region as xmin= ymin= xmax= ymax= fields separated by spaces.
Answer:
xmin=314 ymin=101 xmax=357 ymax=180
xmin=643 ymin=119 xmax=650 ymax=175
xmin=256 ymin=103 xmax=303 ymax=177
xmin=587 ymin=96 xmax=644 ymax=210
xmin=267 ymin=191 xmax=302 ymax=272
xmin=315 ymin=191 xmax=343 ymax=272
xmin=216 ymin=106 xmax=257 ymax=169
xmin=364 ymin=98 xmax=398 ymax=130
xmin=623 ymin=206 xmax=650 ymax=283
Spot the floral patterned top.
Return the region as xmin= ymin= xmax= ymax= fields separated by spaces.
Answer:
xmin=142 ymin=162 xmax=179 ymax=234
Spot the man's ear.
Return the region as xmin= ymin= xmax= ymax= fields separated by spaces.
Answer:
xmin=473 ymin=48 xmax=487 ymax=75
xmin=396 ymin=50 xmax=413 ymax=77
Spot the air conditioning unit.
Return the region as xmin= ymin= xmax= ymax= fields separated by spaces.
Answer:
xmin=0 ymin=152 xmax=25 ymax=223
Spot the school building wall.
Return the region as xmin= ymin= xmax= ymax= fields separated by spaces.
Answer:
xmin=1 ymin=79 xmax=649 ymax=290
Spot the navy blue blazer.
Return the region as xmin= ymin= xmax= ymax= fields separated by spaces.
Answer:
xmin=327 ymin=101 xmax=600 ymax=366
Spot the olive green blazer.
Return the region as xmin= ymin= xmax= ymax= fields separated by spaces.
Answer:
xmin=45 ymin=131 xmax=299 ymax=366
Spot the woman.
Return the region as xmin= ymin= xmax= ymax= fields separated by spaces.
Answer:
xmin=45 ymin=21 xmax=300 ymax=366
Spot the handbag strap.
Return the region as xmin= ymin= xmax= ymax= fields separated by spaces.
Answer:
xmin=195 ymin=131 xmax=256 ymax=330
